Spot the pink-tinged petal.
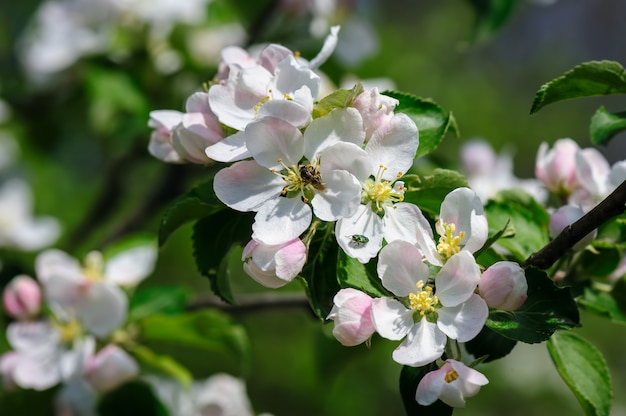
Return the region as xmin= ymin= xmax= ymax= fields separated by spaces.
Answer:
xmin=252 ymin=197 xmax=311 ymax=245
xmin=42 ymin=274 xmax=88 ymax=321
xmin=433 ymin=360 xmax=489 ymax=408
xmin=79 ymin=283 xmax=127 ymax=338
xmin=213 ymin=160 xmax=283 ymax=212
xmin=274 ymin=239 xmax=307 ymax=281
xmin=204 ymin=130 xmax=250 ymax=162
xmin=11 ymin=217 xmax=61 ymax=251
xmin=307 ymin=25 xmax=340 ymax=69
xmin=259 ymin=44 xmax=292 ymax=72
xmin=13 ymin=348 xmax=63 ymax=390
xmin=328 ymin=289 xmax=375 ymax=346
xmin=148 ymin=133 xmax=182 ymax=164
xmin=318 ymin=142 xmax=372 ymax=183
xmin=440 ymin=188 xmax=487 ymax=253
xmin=370 ymin=297 xmax=413 ymax=341
xmin=437 ymin=294 xmax=488 ymax=342
xmin=377 ymin=240 xmax=428 ymax=297
xmin=3 ymin=275 xmax=42 ymax=320
xmin=365 ymin=113 xmax=418 ymax=180
xmin=171 ymin=124 xmax=214 ymax=165
xmin=207 ymin=84 xmax=257 ymax=131
xmin=535 ymin=138 xmax=580 ymax=193
xmin=449 ymin=359 xmax=489 ymax=391
xmin=257 ymin=94 xmax=313 ymax=128
xmin=184 ymin=92 xmax=210 ymax=114
xmin=243 ymin=262 xmax=291 ymax=288
xmin=335 ymin=205 xmax=383 ymax=263
xmin=311 ymin=170 xmax=361 ymax=221
xmin=575 ymin=148 xmax=611 ymax=197
xmin=85 ymin=345 xmax=139 ymax=392
xmin=7 ymin=321 xmax=60 ymax=353
xmin=416 ymin=366 xmax=447 ymax=406
xmin=104 ymin=244 xmax=157 ymax=287
xmin=242 ymin=238 xmax=306 ymax=286
xmin=148 ymin=110 xmax=183 ymax=131
xmin=303 ymin=108 xmax=364 ymax=162
xmin=245 ymin=117 xmax=304 ymax=170
xmin=608 ymin=161 xmax=626 ymax=191
xmin=392 ymin=318 xmax=446 ymax=367
xmin=273 ymin=55 xmax=320 ymax=98
xmin=435 ymin=251 xmax=481 ymax=307
xmin=479 ymin=261 xmax=528 ymax=311
xmin=35 ymin=249 xmax=83 ymax=285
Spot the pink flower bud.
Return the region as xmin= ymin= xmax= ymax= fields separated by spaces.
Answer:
xmin=327 ymin=288 xmax=375 ymax=346
xmin=148 ymin=110 xmax=184 ymax=163
xmin=242 ymin=238 xmax=307 ymax=288
xmin=535 ymin=138 xmax=580 ymax=195
xmin=478 ymin=262 xmax=527 ymax=311
xmin=460 ymin=139 xmax=498 ymax=176
xmin=549 ymin=204 xmax=596 ymax=250
xmin=84 ymin=345 xmax=139 ymax=392
xmin=352 ymin=88 xmax=398 ymax=140
xmin=2 ymin=275 xmax=42 ymax=320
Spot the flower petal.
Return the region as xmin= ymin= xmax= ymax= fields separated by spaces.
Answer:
xmin=392 ymin=318 xmax=446 ymax=367
xmin=335 ymin=205 xmax=383 ymax=263
xmin=252 ymin=197 xmax=312 ymax=245
xmin=245 ymin=117 xmax=304 ymax=170
xmin=435 ymin=251 xmax=481 ymax=307
xmin=437 ymin=294 xmax=488 ymax=342
xmin=370 ymin=297 xmax=413 ymax=341
xmin=310 ymin=170 xmax=361 ymax=221
xmin=365 ymin=113 xmax=418 ymax=180
xmin=377 ymin=240 xmax=428 ymax=297
xmin=79 ymin=283 xmax=128 ymax=338
xmin=440 ymin=188 xmax=487 ymax=253
xmin=303 ymin=108 xmax=364 ymax=162
xmin=204 ymin=130 xmax=251 ymax=163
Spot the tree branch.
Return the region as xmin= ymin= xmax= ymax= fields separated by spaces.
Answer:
xmin=524 ymin=180 xmax=626 ymax=269
xmin=186 ymin=293 xmax=312 ymax=315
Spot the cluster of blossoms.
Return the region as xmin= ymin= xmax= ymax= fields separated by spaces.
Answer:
xmin=0 ymin=241 xmax=157 ymax=414
xmin=147 ymin=27 xmax=531 ymax=408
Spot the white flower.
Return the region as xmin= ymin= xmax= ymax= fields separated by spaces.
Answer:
xmin=535 ymin=138 xmax=580 ymax=196
xmin=416 ymin=359 xmax=488 ymax=407
xmin=573 ymin=148 xmax=626 ymax=210
xmin=148 ymin=110 xmax=185 ymax=163
xmin=371 ymin=241 xmax=488 ymax=367
xmin=242 ymin=238 xmax=307 ymax=288
xmin=214 ymin=108 xmax=367 ymax=245
xmin=0 ymin=178 xmax=61 ymax=250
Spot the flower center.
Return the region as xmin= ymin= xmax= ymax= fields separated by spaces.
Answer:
xmin=409 ymin=280 xmax=439 ymax=318
xmin=361 ymin=165 xmax=405 ymax=213
xmin=273 ymin=158 xmax=324 ymax=203
xmin=436 ymin=220 xmax=465 ymax=261
xmin=444 ymin=369 xmax=459 ymax=383
xmin=52 ymin=317 xmax=82 ymax=344
xmin=83 ymin=251 xmax=105 ymax=282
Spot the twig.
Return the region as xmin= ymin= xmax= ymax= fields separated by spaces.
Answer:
xmin=524 ymin=180 xmax=626 ymax=269
xmin=186 ymin=292 xmax=312 ymax=315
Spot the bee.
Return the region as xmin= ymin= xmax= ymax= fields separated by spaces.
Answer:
xmin=348 ymin=234 xmax=369 ymax=247
xmin=299 ymin=164 xmax=325 ymax=191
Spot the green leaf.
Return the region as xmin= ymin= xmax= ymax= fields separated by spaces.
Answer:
xmin=192 ymin=211 xmax=254 ymax=304
xmin=484 ymin=190 xmax=550 ymax=261
xmin=383 ymin=91 xmax=459 ymax=159
xmin=299 ymin=226 xmax=341 ymax=320
xmin=130 ymin=344 xmax=193 ymax=387
xmin=547 ymin=331 xmax=612 ymax=416
xmin=474 ymin=219 xmax=514 ymax=260
xmin=139 ymin=309 xmax=249 ymax=373
xmin=464 ymin=326 xmax=517 ymax=363
xmin=590 ymin=106 xmax=626 ymax=146
xmin=531 ymin=60 xmax=626 ymax=114
xmin=129 ymin=286 xmax=190 ymax=320
xmin=336 ymin=250 xmax=390 ymax=298
xmin=486 ymin=268 xmax=580 ymax=343
xmin=575 ymin=245 xmax=622 ymax=278
xmin=98 ymin=380 xmax=168 ymax=416
xmin=312 ymin=83 xmax=364 ymax=118
xmin=467 ymin=0 xmax=517 ymax=42
xmin=578 ymin=287 xmax=626 ymax=325
xmin=399 ymin=364 xmax=453 ymax=416
xmin=159 ymin=178 xmax=224 ymax=246
xmin=403 ymin=169 xmax=469 ymax=216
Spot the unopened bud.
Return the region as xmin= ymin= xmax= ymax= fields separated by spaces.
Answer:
xmin=478 ymin=262 xmax=527 ymax=311
xmin=327 ymin=288 xmax=375 ymax=346
xmin=2 ymin=275 xmax=42 ymax=320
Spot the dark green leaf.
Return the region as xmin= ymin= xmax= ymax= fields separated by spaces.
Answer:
xmin=578 ymin=287 xmax=626 ymax=325
xmin=466 ymin=0 xmax=516 ymax=42
xmin=129 ymin=286 xmax=190 ymax=320
xmin=159 ymin=178 xmax=224 ymax=246
xmin=531 ymin=61 xmax=626 ymax=114
xmin=336 ymin=250 xmax=390 ymax=298
xmin=547 ymin=332 xmax=612 ymax=416
xmin=590 ymin=106 xmax=626 ymax=146
xmin=464 ymin=326 xmax=517 ymax=363
xmin=299 ymin=226 xmax=341 ymax=320
xmin=313 ymin=83 xmax=364 ymax=118
xmin=383 ymin=92 xmax=459 ymax=159
xmin=192 ymin=211 xmax=254 ymax=304
xmin=400 ymin=364 xmax=453 ymax=416
xmin=575 ymin=245 xmax=622 ymax=278
xmin=486 ymin=268 xmax=580 ymax=343
xmin=130 ymin=344 xmax=193 ymax=386
xmin=484 ymin=190 xmax=550 ymax=261
xmin=98 ymin=380 xmax=168 ymax=416
xmin=403 ymin=170 xmax=469 ymax=216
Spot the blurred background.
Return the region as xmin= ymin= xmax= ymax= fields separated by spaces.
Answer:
xmin=1 ymin=0 xmax=626 ymax=414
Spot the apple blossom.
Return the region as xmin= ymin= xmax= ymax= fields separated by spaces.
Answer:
xmin=535 ymin=138 xmax=580 ymax=196
xmin=242 ymin=238 xmax=307 ymax=288
xmin=0 ymin=177 xmax=61 ymax=251
xmin=2 ymin=275 xmax=42 ymax=320
xmin=352 ymin=87 xmax=398 ymax=141
xmin=478 ymin=261 xmax=528 ymax=311
xmin=371 ymin=240 xmax=488 ymax=367
xmin=549 ymin=204 xmax=597 ymax=250
xmin=213 ymin=108 xmax=368 ymax=245
xmin=416 ymin=359 xmax=488 ymax=407
xmin=327 ymin=288 xmax=375 ymax=346
xmin=148 ymin=110 xmax=184 ymax=163
xmin=573 ymin=148 xmax=626 ymax=210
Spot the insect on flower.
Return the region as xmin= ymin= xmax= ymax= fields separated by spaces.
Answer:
xmin=348 ymin=234 xmax=369 ymax=247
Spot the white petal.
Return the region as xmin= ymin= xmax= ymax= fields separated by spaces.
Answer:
xmin=435 ymin=251 xmax=481 ymax=307
xmin=575 ymin=148 xmax=610 ymax=196
xmin=104 ymin=243 xmax=157 ymax=287
xmin=416 ymin=367 xmax=446 ymax=406
xmin=308 ymin=25 xmax=340 ymax=70
xmin=149 ymin=110 xmax=183 ymax=130
xmin=370 ymin=297 xmax=413 ymax=340
xmin=310 ymin=170 xmax=361 ymax=221
xmin=440 ymin=188 xmax=487 ymax=253
xmin=377 ymin=240 xmax=428 ymax=297
xmin=335 ymin=205 xmax=383 ymax=263
xmin=35 ymin=249 xmax=83 ymax=285
xmin=213 ymin=160 xmax=283 ymax=211
xmin=7 ymin=321 xmax=60 ymax=353
xmin=437 ymin=294 xmax=488 ymax=342
xmin=10 ymin=217 xmax=61 ymax=250
xmin=204 ymin=130 xmax=251 ymax=162
xmin=392 ymin=318 xmax=446 ymax=367
xmin=365 ymin=113 xmax=418 ymax=179
xmin=303 ymin=108 xmax=364 ymax=162
xmin=257 ymin=92 xmax=312 ymax=128
xmin=273 ymin=55 xmax=320 ymax=98
xmin=318 ymin=141 xmax=372 ymax=183
xmin=86 ymin=345 xmax=139 ymax=392
xmin=79 ymin=283 xmax=128 ymax=338
xmin=252 ymin=197 xmax=312 ymax=245
xmin=245 ymin=117 xmax=304 ymax=170
xmin=207 ymin=84 xmax=256 ymax=131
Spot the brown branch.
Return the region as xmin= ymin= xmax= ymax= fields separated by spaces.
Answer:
xmin=186 ymin=292 xmax=312 ymax=315
xmin=524 ymin=179 xmax=626 ymax=269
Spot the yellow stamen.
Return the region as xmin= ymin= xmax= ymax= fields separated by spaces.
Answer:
xmin=409 ymin=280 xmax=439 ymax=316
xmin=436 ymin=220 xmax=465 ymax=260
xmin=445 ymin=369 xmax=459 ymax=383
